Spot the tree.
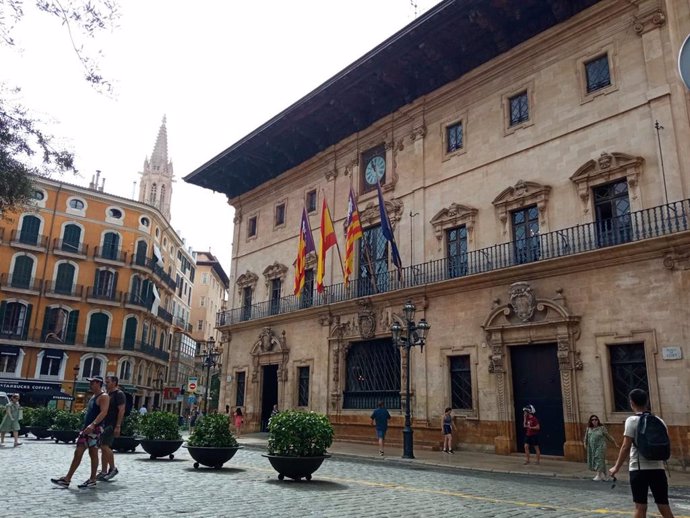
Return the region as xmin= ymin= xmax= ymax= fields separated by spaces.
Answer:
xmin=0 ymin=0 xmax=118 ymax=213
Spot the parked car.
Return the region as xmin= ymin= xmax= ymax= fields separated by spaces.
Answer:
xmin=0 ymin=392 xmax=9 ymax=407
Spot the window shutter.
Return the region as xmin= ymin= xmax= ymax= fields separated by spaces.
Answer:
xmin=113 ymin=272 xmax=119 ymax=295
xmin=124 ymin=317 xmax=137 ymax=346
xmin=0 ymin=300 xmax=7 ymax=331
xmin=21 ymin=304 xmax=33 ymax=340
xmin=66 ymin=310 xmax=79 ymax=344
xmin=41 ymin=307 xmax=53 ymax=341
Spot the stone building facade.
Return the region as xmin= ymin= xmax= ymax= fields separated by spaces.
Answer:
xmin=186 ymin=0 xmax=690 ymax=462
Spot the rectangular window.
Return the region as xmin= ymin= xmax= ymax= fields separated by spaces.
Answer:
xmin=299 ymin=269 xmax=315 ymax=309
xmin=509 ymin=91 xmax=529 ymax=126
xmin=585 ymin=54 xmax=611 ymax=93
xmin=306 ymin=190 xmax=317 ymax=213
xmin=298 ymin=366 xmax=310 ymax=406
xmin=270 ymin=278 xmax=281 ymax=315
xmin=446 ymin=226 xmax=468 ymax=279
xmin=235 ymin=371 xmax=246 ymax=407
xmin=610 ymin=343 xmax=649 ymax=412
xmin=0 ymin=353 xmax=18 ymax=374
xmin=40 ymin=356 xmax=61 ymax=376
xmin=275 ymin=203 xmax=286 ymax=227
xmin=593 ymin=180 xmax=631 ymax=247
xmin=197 ymin=320 xmax=203 ymax=331
xmin=358 ymin=225 xmax=389 ymax=297
xmin=200 ymin=296 xmax=205 ymax=307
xmin=248 ymin=216 xmax=257 ymax=238
xmin=511 ymin=205 xmax=540 ymax=265
xmin=446 ymin=122 xmax=463 ymax=153
xmin=241 ymin=287 xmax=252 ymax=321
xmin=449 ymin=355 xmax=472 ymax=409
xmin=201 ymin=273 xmax=209 ymax=285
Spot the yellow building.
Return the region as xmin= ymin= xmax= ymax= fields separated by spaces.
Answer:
xmin=186 ymin=0 xmax=690 ymax=463
xmin=0 ymin=169 xmax=194 ymax=410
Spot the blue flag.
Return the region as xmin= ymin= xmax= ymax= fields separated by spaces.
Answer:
xmin=376 ymin=180 xmax=403 ymax=280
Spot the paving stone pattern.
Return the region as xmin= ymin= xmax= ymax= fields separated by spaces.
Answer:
xmin=1 ymin=439 xmax=689 ymax=517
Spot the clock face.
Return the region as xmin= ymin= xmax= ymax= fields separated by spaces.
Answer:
xmin=364 ymin=155 xmax=386 ymax=185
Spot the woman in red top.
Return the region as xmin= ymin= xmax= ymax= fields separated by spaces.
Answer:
xmin=523 ymin=405 xmax=541 ymax=465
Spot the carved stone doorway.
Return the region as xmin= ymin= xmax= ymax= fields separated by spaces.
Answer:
xmin=260 ymin=364 xmax=278 ymax=431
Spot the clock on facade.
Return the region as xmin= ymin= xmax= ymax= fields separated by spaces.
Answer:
xmin=361 ymin=145 xmax=386 ymax=191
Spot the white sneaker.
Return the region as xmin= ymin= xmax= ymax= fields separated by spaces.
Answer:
xmin=593 ymin=474 xmax=601 ymax=481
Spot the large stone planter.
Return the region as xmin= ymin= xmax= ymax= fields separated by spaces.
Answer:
xmin=139 ymin=439 xmax=183 ymax=459
xmin=28 ymin=426 xmax=52 ymax=440
xmin=18 ymin=426 xmax=29 ymax=438
xmin=112 ymin=436 xmax=140 ymax=453
xmin=185 ymin=446 xmax=241 ymax=469
xmin=51 ymin=430 xmax=79 ymax=443
xmin=263 ymin=454 xmax=330 ymax=481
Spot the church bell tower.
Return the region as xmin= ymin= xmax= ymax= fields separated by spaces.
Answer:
xmin=139 ymin=116 xmax=174 ymax=221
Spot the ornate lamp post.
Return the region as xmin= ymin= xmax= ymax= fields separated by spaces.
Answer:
xmin=71 ymin=364 xmax=80 ymax=412
xmin=390 ymin=300 xmax=430 ymax=459
xmin=201 ymin=337 xmax=222 ymax=414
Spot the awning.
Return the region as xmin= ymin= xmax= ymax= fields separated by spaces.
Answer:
xmin=23 ymin=388 xmax=74 ymax=401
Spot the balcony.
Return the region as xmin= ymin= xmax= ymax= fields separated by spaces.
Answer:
xmin=157 ymin=306 xmax=174 ymax=324
xmin=44 ymin=281 xmax=84 ymax=299
xmin=52 ymin=238 xmax=88 ymax=257
xmin=125 ymin=291 xmax=150 ymax=310
xmin=134 ymin=341 xmax=170 ymax=362
xmin=86 ymin=286 xmax=122 ymax=304
xmin=147 ymin=258 xmax=177 ymax=290
xmin=0 ymin=274 xmax=41 ymax=293
xmin=93 ymin=246 xmax=127 ymax=264
xmin=217 ymin=199 xmax=690 ymax=326
xmin=10 ymin=229 xmax=48 ymax=250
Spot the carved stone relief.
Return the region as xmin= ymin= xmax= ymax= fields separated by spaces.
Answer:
xmin=430 ymin=203 xmax=478 ymax=250
xmin=236 ymin=270 xmax=259 ymax=290
xmin=262 ymin=262 xmax=288 ymax=289
xmin=360 ymin=197 xmax=403 ymax=229
xmin=249 ymin=327 xmax=289 ymax=384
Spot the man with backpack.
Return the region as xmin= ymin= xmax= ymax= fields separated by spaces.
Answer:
xmin=98 ymin=375 xmax=127 ymax=482
xmin=609 ymin=388 xmax=674 ymax=518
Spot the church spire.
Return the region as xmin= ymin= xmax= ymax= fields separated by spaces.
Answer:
xmin=139 ymin=115 xmax=174 ymax=221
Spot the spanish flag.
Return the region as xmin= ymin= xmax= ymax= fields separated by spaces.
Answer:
xmin=344 ymin=187 xmax=363 ymax=286
xmin=294 ymin=207 xmax=316 ymax=296
xmin=316 ymin=198 xmax=338 ymax=293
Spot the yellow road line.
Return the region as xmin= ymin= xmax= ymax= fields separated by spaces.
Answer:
xmin=237 ymin=463 xmax=690 ymax=518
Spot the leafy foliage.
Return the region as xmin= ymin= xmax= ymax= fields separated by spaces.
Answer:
xmin=138 ymin=411 xmax=181 ymax=441
xmin=188 ymin=413 xmax=238 ymax=448
xmin=19 ymin=406 xmax=34 ymax=425
xmin=51 ymin=409 xmax=82 ymax=431
xmin=120 ymin=409 xmax=141 ymax=437
xmin=31 ymin=406 xmax=57 ymax=428
xmin=267 ymin=410 xmax=334 ymax=457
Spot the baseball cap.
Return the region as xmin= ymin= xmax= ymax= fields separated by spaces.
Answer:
xmin=522 ymin=404 xmax=536 ymax=414
xmin=86 ymin=376 xmax=104 ymax=384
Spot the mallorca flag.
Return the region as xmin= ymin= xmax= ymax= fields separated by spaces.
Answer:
xmin=294 ymin=207 xmax=316 ymax=296
xmin=316 ymin=198 xmax=338 ymax=293
xmin=344 ymin=187 xmax=363 ymax=286
xmin=376 ymin=180 xmax=403 ymax=280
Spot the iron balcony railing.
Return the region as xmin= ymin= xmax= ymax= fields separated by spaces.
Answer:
xmin=44 ymin=282 xmax=84 ymax=298
xmin=10 ymin=229 xmax=48 ymax=248
xmin=0 ymin=274 xmax=42 ymax=291
xmin=343 ymin=391 xmax=401 ymax=410
xmin=135 ymin=341 xmax=170 ymax=362
xmin=93 ymin=246 xmax=128 ymax=263
xmin=125 ymin=292 xmax=150 ymax=310
xmin=157 ymin=306 xmax=174 ymax=324
xmin=217 ymin=199 xmax=690 ymax=326
xmin=52 ymin=238 xmax=88 ymax=256
xmin=86 ymin=286 xmax=122 ymax=302
xmin=147 ymin=258 xmax=177 ymax=289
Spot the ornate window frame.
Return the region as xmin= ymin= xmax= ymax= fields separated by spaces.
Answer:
xmin=492 ymin=180 xmax=552 ymax=237
xmin=440 ymin=344 xmax=479 ymax=419
xmin=430 ymin=203 xmax=478 ymax=252
xmin=263 ymin=262 xmax=288 ymax=293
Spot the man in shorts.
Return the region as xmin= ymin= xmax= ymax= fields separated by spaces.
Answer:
xmin=50 ymin=377 xmax=109 ymax=489
xmin=609 ymin=389 xmax=674 ymax=518
xmin=370 ymin=401 xmax=391 ymax=457
xmin=98 ymin=375 xmax=126 ymax=481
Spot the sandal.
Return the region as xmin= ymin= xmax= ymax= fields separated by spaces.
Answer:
xmin=50 ymin=477 xmax=70 ymax=488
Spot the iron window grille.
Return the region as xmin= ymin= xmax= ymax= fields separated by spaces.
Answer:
xmin=235 ymin=371 xmax=246 ymax=407
xmin=248 ymin=216 xmax=257 ymax=238
xmin=594 ymin=180 xmax=632 ymax=247
xmin=446 ymin=122 xmax=463 ymax=153
xmin=298 ymin=366 xmax=310 ymax=406
xmin=447 ymin=226 xmax=468 ymax=278
xmin=585 ymin=54 xmax=611 ymax=93
xmin=343 ymin=339 xmax=401 ymax=409
xmin=512 ymin=205 xmax=540 ymax=264
xmin=450 ymin=355 xmax=472 ymax=409
xmin=509 ymin=91 xmax=529 ymax=126
xmin=306 ymin=190 xmax=317 ymax=213
xmin=610 ymin=343 xmax=649 ymax=412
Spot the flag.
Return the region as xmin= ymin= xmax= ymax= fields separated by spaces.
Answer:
xmin=376 ymin=180 xmax=403 ymax=280
xmin=316 ymin=198 xmax=338 ymax=293
xmin=153 ymin=244 xmax=164 ymax=268
xmin=294 ymin=207 xmax=316 ymax=296
xmin=344 ymin=187 xmax=363 ymax=287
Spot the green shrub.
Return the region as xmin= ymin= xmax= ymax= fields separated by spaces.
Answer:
xmin=138 ymin=411 xmax=181 ymax=440
xmin=31 ymin=407 xmax=57 ymax=428
xmin=51 ymin=409 xmax=82 ymax=431
xmin=267 ymin=410 xmax=334 ymax=457
xmin=188 ymin=413 xmax=238 ymax=448
xmin=19 ymin=406 xmax=34 ymax=426
xmin=120 ymin=411 xmax=141 ymax=437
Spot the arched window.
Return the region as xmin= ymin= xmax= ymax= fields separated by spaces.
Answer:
xmin=41 ymin=306 xmax=79 ymax=344
xmin=54 ymin=263 xmax=76 ymax=294
xmin=19 ymin=215 xmax=41 ymax=245
xmin=129 ymin=275 xmax=142 ymax=305
xmin=0 ymin=301 xmax=31 ymax=339
xmin=11 ymin=255 xmax=34 ymax=289
xmin=86 ymin=313 xmax=110 ymax=347
xmin=82 ymin=356 xmax=103 ymax=378
xmin=119 ymin=360 xmax=132 ymax=381
xmin=62 ymin=224 xmax=82 ymax=253
xmin=150 ymin=184 xmax=157 ymax=204
xmin=101 ymin=232 xmax=120 ymax=260
xmin=159 ymin=185 xmax=166 ymax=209
xmin=135 ymin=240 xmax=148 ymax=266
xmin=123 ymin=316 xmax=137 ymax=347
xmin=93 ymin=269 xmax=117 ymax=299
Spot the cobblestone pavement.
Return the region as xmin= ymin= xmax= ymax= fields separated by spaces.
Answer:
xmin=2 ymin=439 xmax=690 ymax=518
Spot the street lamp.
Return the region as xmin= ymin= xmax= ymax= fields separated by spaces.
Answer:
xmin=201 ymin=337 xmax=222 ymax=414
xmin=71 ymin=364 xmax=80 ymax=412
xmin=390 ymin=300 xmax=430 ymax=459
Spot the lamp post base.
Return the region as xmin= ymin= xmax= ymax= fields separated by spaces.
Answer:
xmin=402 ymin=427 xmax=414 ymax=459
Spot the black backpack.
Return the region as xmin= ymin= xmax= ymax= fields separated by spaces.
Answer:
xmin=635 ymin=412 xmax=671 ymax=462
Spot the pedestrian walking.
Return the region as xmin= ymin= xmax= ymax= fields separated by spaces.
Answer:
xmin=522 ymin=404 xmax=541 ymax=465
xmin=50 ymin=377 xmax=109 ymax=489
xmin=441 ymin=407 xmax=456 ymax=453
xmin=584 ymin=414 xmax=618 ymax=481
xmin=0 ymin=393 xmax=22 ymax=447
xmin=233 ymin=407 xmax=244 ymax=437
xmin=139 ymin=403 xmax=148 ymax=415
xmin=98 ymin=375 xmax=126 ymax=482
xmin=609 ymin=389 xmax=674 ymax=518
xmin=370 ymin=401 xmax=391 ymax=457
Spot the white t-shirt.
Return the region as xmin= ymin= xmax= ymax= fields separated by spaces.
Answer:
xmin=623 ymin=413 xmax=666 ymax=471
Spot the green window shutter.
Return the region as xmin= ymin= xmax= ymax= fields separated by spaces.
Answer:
xmin=21 ymin=304 xmax=32 ymax=340
xmin=124 ymin=317 xmax=137 ymax=347
xmin=87 ymin=313 xmax=109 ymax=347
xmin=55 ymin=263 xmax=75 ymax=293
xmin=41 ymin=307 xmax=53 ymax=341
xmin=0 ymin=301 xmax=7 ymax=332
xmin=19 ymin=215 xmax=40 ymax=244
xmin=103 ymin=232 xmax=120 ymax=259
xmin=12 ymin=256 xmax=34 ymax=288
xmin=62 ymin=224 xmax=81 ymax=251
xmin=66 ymin=310 xmax=79 ymax=344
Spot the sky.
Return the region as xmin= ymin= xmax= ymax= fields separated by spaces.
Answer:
xmin=1 ymin=0 xmax=439 ymax=276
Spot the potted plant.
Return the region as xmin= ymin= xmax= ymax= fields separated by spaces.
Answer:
xmin=138 ymin=411 xmax=183 ymax=459
xmin=29 ymin=407 xmax=57 ymax=439
xmin=264 ymin=410 xmax=334 ymax=481
xmin=50 ymin=409 xmax=82 ymax=443
xmin=112 ymin=411 xmax=141 ymax=452
xmin=185 ymin=413 xmax=240 ymax=469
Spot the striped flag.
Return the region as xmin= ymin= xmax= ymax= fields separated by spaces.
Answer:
xmin=344 ymin=187 xmax=363 ymax=286
xmin=376 ymin=180 xmax=403 ymax=280
xmin=294 ymin=207 xmax=316 ymax=296
xmin=316 ymin=198 xmax=338 ymax=293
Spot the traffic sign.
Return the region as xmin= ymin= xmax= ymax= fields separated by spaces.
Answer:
xmin=187 ymin=376 xmax=198 ymax=392
xmin=188 ymin=382 xmax=197 ymax=391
